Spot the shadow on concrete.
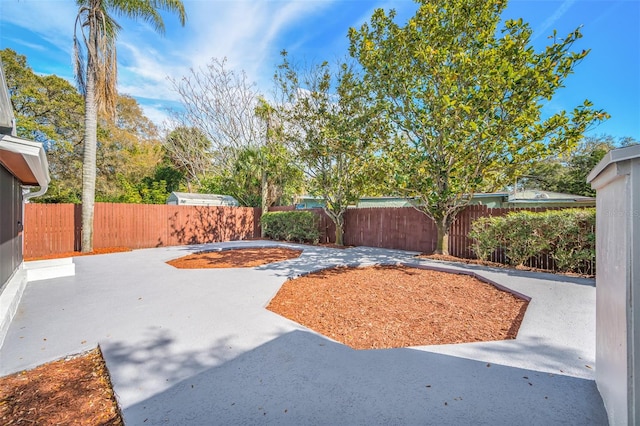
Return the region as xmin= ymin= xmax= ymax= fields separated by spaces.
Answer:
xmin=107 ymin=329 xmax=607 ymax=426
xmin=419 ymin=333 xmax=596 ymax=381
xmin=410 ymin=257 xmax=596 ymax=287
xmin=254 ymin=245 xmax=421 ymax=279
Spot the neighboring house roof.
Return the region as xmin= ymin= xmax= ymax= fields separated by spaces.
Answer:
xmin=508 ymin=189 xmax=595 ymax=203
xmin=356 ymin=196 xmax=418 ymax=208
xmin=471 ymin=192 xmax=510 ymax=198
xmin=293 ymin=190 xmax=594 ymax=209
xmin=0 ymin=60 xmax=49 ymax=192
xmin=167 ymin=191 xmax=239 ymax=206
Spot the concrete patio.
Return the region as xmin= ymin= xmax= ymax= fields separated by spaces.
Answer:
xmin=0 ymin=241 xmax=607 ymax=425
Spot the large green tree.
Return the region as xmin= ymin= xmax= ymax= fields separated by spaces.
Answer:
xmin=349 ymin=0 xmax=608 ymax=254
xmin=74 ymin=0 xmax=186 ymax=252
xmin=254 ymin=97 xmax=304 ymax=214
xmin=1 ymin=48 xmax=85 ymax=202
xmin=95 ymin=94 xmax=165 ymax=202
xmin=521 ymin=135 xmax=638 ymax=197
xmin=274 ymin=53 xmax=386 ymax=245
xmin=1 ymin=49 xmax=85 ymax=147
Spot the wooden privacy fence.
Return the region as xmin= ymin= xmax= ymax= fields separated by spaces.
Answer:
xmin=274 ymin=205 xmax=489 ymax=253
xmin=24 ymin=203 xmax=260 ymax=258
xmin=24 ymin=203 xmax=592 ymax=274
xmin=344 ymin=207 xmax=438 ymax=252
xmin=339 ymin=204 xmax=593 ymax=273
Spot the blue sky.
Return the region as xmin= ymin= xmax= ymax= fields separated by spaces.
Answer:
xmin=0 ymin=0 xmax=638 ymax=141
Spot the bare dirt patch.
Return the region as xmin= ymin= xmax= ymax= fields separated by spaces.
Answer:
xmin=167 ymin=247 xmax=303 ymax=269
xmin=0 ymin=348 xmax=123 ymax=425
xmin=268 ymin=265 xmax=528 ymax=350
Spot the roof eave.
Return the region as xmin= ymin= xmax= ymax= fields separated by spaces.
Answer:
xmin=0 ymin=134 xmax=50 ymax=190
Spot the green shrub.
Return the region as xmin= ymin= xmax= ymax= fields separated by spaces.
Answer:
xmin=261 ymin=211 xmax=320 ymax=244
xmin=469 ymin=208 xmax=595 ymax=273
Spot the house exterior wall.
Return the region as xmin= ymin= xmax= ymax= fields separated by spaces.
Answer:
xmin=0 ymin=163 xmax=22 ymax=291
xmin=588 ymin=146 xmax=640 ymax=426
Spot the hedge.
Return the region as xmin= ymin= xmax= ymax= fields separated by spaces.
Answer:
xmin=469 ymin=208 xmax=595 ymax=274
xmin=261 ymin=211 xmax=320 ymax=244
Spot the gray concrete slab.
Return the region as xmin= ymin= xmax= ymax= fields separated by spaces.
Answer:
xmin=0 ymin=241 xmax=607 ymax=425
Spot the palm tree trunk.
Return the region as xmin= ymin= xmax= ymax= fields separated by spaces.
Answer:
xmin=260 ymin=170 xmax=268 ymax=237
xmin=81 ymin=66 xmax=97 ymax=253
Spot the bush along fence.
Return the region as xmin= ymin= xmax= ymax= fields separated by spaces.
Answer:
xmin=261 ymin=211 xmax=320 ymax=244
xmin=23 ymin=203 xmax=594 ymax=274
xmin=469 ymin=208 xmax=596 ymax=275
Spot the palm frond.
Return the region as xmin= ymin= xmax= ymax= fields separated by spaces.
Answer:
xmin=110 ymin=0 xmax=186 ymax=33
xmin=72 ymin=35 xmax=86 ymax=95
xmin=74 ymin=0 xmax=187 ymax=119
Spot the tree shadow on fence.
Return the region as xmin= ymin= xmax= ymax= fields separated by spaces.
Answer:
xmin=168 ymin=206 xmax=258 ymax=246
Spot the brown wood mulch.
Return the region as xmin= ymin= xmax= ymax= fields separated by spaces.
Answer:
xmin=0 ymin=348 xmax=123 ymax=426
xmin=267 ymin=265 xmax=528 ymax=350
xmin=3 ymin=247 xmax=528 ymax=423
xmin=166 ymin=247 xmax=302 ymax=268
xmin=25 ymin=247 xmax=132 ymax=262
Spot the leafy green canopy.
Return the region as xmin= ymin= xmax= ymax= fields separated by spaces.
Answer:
xmin=348 ymin=0 xmax=608 ymax=253
xmin=273 ymin=53 xmax=387 ymax=244
xmin=522 ymin=135 xmax=638 ymax=197
xmin=1 ymin=48 xmax=84 ymax=148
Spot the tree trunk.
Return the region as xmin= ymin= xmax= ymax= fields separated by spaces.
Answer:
xmin=260 ymin=170 xmax=268 ymax=238
xmin=81 ymin=66 xmax=97 ymax=253
xmin=334 ymin=214 xmax=345 ymax=246
xmin=434 ymin=221 xmax=450 ymax=255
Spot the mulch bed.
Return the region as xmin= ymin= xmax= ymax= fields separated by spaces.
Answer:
xmin=25 ymin=247 xmax=132 ymax=261
xmin=268 ymin=264 xmax=528 ymax=350
xmin=167 ymin=247 xmax=303 ymax=268
xmin=0 ymin=348 xmax=123 ymax=425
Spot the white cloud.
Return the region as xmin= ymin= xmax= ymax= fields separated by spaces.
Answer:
xmin=1 ymin=0 xmax=77 ymax=53
xmin=2 ymin=36 xmax=48 ymax=52
xmin=115 ymin=1 xmax=337 ymax=123
xmin=140 ymin=103 xmax=173 ymax=128
xmin=532 ymin=0 xmax=577 ymax=40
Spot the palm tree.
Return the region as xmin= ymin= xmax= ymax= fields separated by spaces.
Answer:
xmin=73 ymin=0 xmax=186 ymax=252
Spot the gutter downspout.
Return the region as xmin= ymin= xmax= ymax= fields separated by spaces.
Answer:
xmin=23 ymin=183 xmax=48 ymax=202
